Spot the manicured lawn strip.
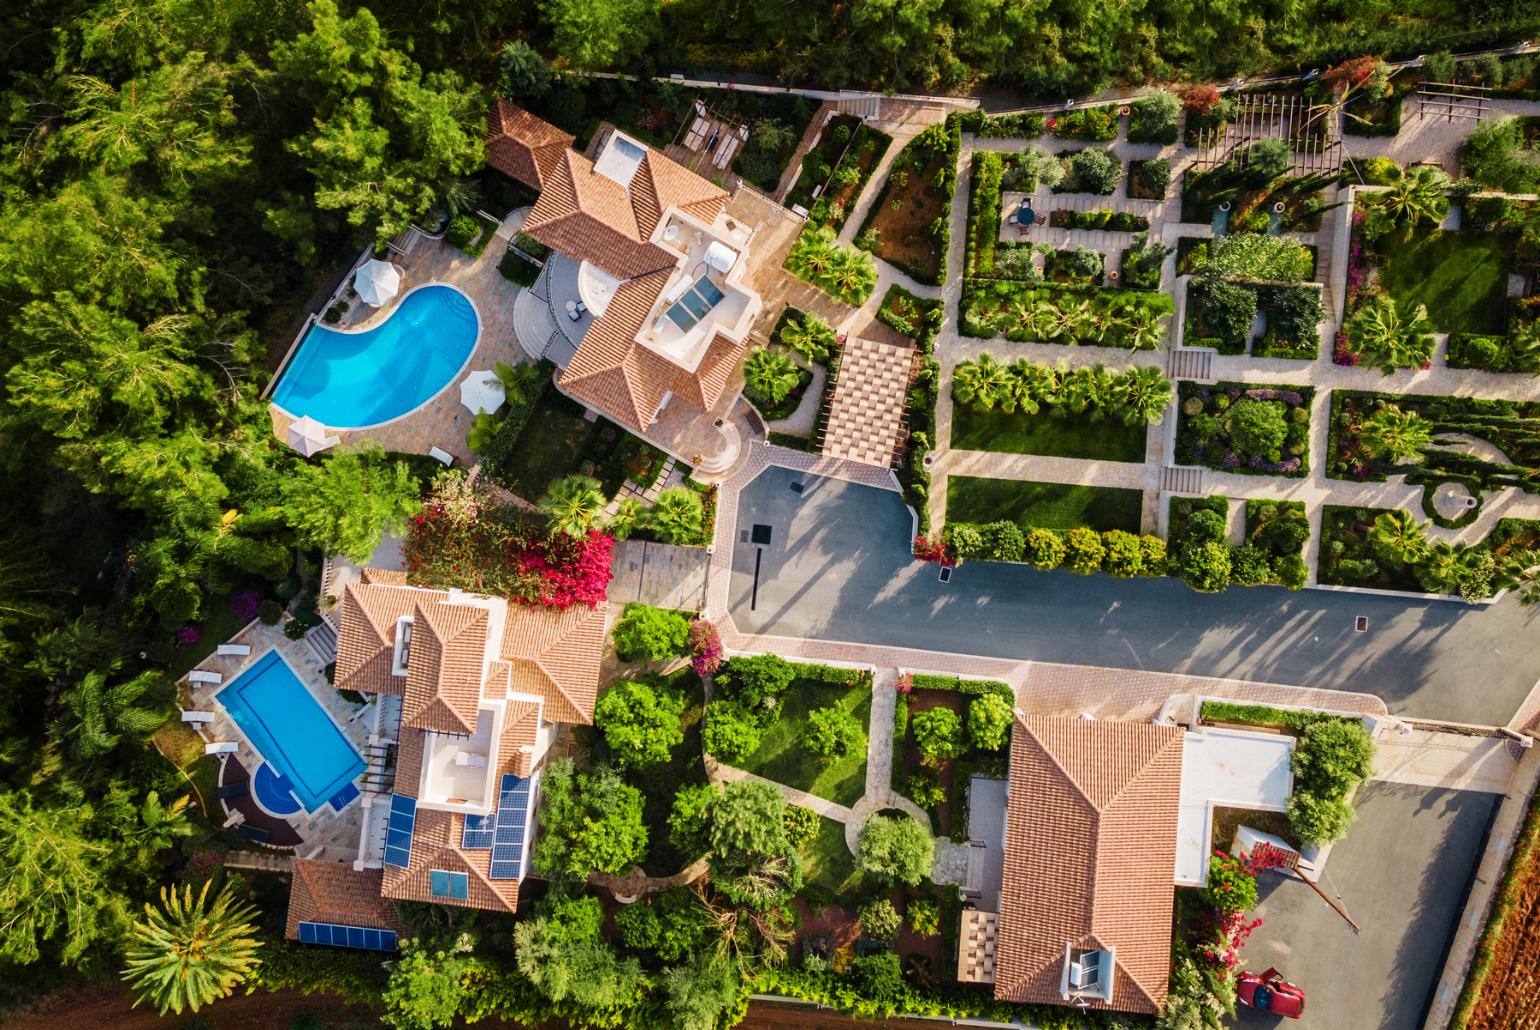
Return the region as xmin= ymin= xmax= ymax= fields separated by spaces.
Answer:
xmin=801 ymin=815 xmax=861 ymax=897
xmin=950 ymin=405 xmax=1145 ymax=462
xmin=736 ymin=681 xmax=870 ymax=809
xmin=1375 ymin=229 xmax=1509 ymax=334
xmin=462 ymin=213 xmax=501 ymax=259
xmin=947 ymin=476 xmax=1143 ymax=533
xmin=147 ymin=586 xmax=263 ymax=677
xmin=493 ymin=391 xmax=596 ymax=502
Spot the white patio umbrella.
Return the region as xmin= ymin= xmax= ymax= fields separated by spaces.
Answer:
xmin=286 ymin=415 xmax=340 ymax=457
xmin=459 ymin=370 xmax=506 ymax=415
xmin=353 ymin=259 xmax=401 ymax=307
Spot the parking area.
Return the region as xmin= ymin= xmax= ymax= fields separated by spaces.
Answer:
xmin=728 ymin=465 xmax=1540 ymax=724
xmin=1236 ymin=783 xmax=1499 ymax=1030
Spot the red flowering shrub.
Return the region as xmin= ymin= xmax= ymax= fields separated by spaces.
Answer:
xmin=1323 ymin=55 xmax=1379 ymax=91
xmin=913 ymin=535 xmax=957 ymax=566
xmin=1203 ymin=850 xmax=1259 ymax=914
xmin=510 ymin=530 xmax=613 ymax=610
xmin=1181 ymin=83 xmax=1221 ymax=114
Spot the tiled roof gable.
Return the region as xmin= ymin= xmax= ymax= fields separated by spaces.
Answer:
xmin=402 ymin=601 xmax=488 ymax=735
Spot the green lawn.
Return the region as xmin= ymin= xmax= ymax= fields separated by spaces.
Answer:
xmin=496 ymin=393 xmax=595 ymax=502
xmin=801 ymin=815 xmax=861 ymax=897
xmin=1376 ymin=229 xmax=1509 ymax=334
xmin=947 ymin=476 xmax=1143 ymax=532
xmin=950 ymin=405 xmax=1146 ymax=462
xmin=737 ymin=681 xmax=870 ymax=809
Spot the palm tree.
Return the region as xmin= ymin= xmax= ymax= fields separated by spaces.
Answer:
xmin=538 ymin=474 xmax=606 ymax=538
xmin=61 ymin=670 xmax=168 ymax=759
xmin=1060 ymin=366 xmax=1106 ymax=415
xmin=742 ymin=348 xmax=802 ymax=406
xmin=829 ymin=248 xmax=876 ymax=300
xmin=121 ymin=881 xmax=261 ymax=1015
xmin=1380 ymin=165 xmax=1450 ymax=231
xmin=1370 ymin=510 xmax=1429 ymax=566
xmin=436 ymin=176 xmax=483 ymax=219
xmin=1347 ymin=295 xmax=1433 ymax=374
xmin=606 ymin=498 xmax=646 ymax=540
xmin=1357 ymin=405 xmax=1433 ymax=463
xmin=1416 ymin=541 xmax=1481 ymax=596
xmin=647 ymin=487 xmax=705 ymax=546
xmin=951 ymin=354 xmax=1012 ymax=410
xmin=1114 ymin=365 xmax=1174 ymax=426
xmin=778 ymin=313 xmax=832 ymax=364
xmin=1120 ymin=308 xmax=1165 ymax=351
xmin=1027 ymin=301 xmax=1065 ymax=340
xmin=788 ymin=227 xmax=837 ymax=278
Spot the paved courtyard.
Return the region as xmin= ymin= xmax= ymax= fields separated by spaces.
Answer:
xmin=1239 ymin=783 xmax=1499 ymax=1030
xmin=728 ymin=463 xmax=1540 ymax=725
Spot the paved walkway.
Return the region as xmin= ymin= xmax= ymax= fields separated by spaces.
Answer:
xmin=1370 ymin=729 xmax=1521 ymax=794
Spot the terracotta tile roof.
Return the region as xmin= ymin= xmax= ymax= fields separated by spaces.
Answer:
xmin=335 ymin=582 xmax=444 ymax=697
xmin=485 ymin=99 xmax=574 ymax=189
xmin=402 ymin=601 xmax=488 ymax=735
xmin=498 ymin=602 xmax=608 ymax=725
xmin=631 ymin=149 xmax=729 ymax=237
xmin=821 ymin=337 xmax=915 ymax=468
xmin=393 ymin=724 xmax=425 ymax=799
xmin=380 ymin=807 xmax=521 ymax=913
xmin=524 ymin=152 xmax=677 ymax=280
xmin=995 ymin=715 xmax=1185 ymax=1016
xmin=284 ymin=860 xmax=402 ymax=941
xmin=675 ymin=332 xmax=743 ymax=410
xmin=557 ymin=269 xmax=675 ymax=430
xmin=496 ymin=697 xmax=543 ymax=779
xmin=360 ymin=568 xmax=408 ymax=586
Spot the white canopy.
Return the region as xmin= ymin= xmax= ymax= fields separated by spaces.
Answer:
xmin=353 ymin=259 xmax=401 ymax=307
xmin=286 ymin=415 xmax=340 ymax=457
xmin=704 ymin=240 xmax=738 ymax=274
xmin=458 ymin=370 xmax=506 ymax=415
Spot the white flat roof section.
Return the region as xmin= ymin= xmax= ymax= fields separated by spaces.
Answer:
xmin=1175 ymin=728 xmax=1294 ymax=885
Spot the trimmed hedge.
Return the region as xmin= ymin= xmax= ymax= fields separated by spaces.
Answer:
xmin=788 ymin=660 xmax=873 ymax=688
xmin=1200 ymin=700 xmax=1354 ymax=733
xmin=908 ymin=674 xmax=1013 ymax=700
xmin=476 ymin=360 xmax=556 ymax=486
xmin=966 ymin=151 xmax=1004 ymax=279
xmin=1048 ymin=208 xmax=1149 ymax=232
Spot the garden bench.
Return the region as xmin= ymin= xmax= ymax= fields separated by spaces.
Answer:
xmin=428 ymin=446 xmax=455 ymax=466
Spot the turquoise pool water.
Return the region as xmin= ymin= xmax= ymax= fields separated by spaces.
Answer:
xmin=216 ymin=650 xmax=365 ymax=813
xmin=272 ymin=284 xmax=478 ymax=428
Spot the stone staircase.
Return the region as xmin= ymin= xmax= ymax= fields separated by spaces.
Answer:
xmin=304 ymin=618 xmax=339 ymax=665
xmin=836 ymin=92 xmax=882 ymax=120
xmin=1161 ymin=465 xmax=1207 ymax=494
xmin=1168 ymin=347 xmax=1214 ymax=381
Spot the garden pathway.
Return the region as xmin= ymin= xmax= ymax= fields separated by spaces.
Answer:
xmin=707 ymin=759 xmax=854 ymax=822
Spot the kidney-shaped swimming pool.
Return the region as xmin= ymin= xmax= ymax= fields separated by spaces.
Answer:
xmin=272 ymin=283 xmax=479 ymax=429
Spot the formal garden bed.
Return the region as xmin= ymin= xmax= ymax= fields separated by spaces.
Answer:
xmin=1184 ymin=277 xmax=1325 ymax=358
xmin=1316 ymin=509 xmax=1540 ymax=599
xmin=445 ymin=212 xmax=501 ymax=259
xmin=479 ymin=386 xmax=665 ymax=501
xmin=1048 ymin=208 xmax=1149 ymax=232
xmin=701 ymin=655 xmax=874 ymax=808
xmin=1326 ymin=389 xmax=1540 ymax=493
xmin=1119 ymin=235 xmax=1170 ymax=291
xmin=785 ymin=225 xmax=879 ymax=304
xmin=1043 ymin=246 xmax=1103 ymax=285
xmin=1436 ymin=197 xmax=1538 ymax=371
xmin=761 ymin=307 xmax=839 ymax=451
xmin=949 ymin=355 xmax=1167 ymax=461
xmin=1175 ymin=381 xmax=1314 ymax=476
xmin=1049 ymin=105 xmax=1119 ymax=142
xmin=1318 ymin=505 xmax=1436 ymax=593
xmin=947 ymin=476 xmax=1143 ymax=533
xmin=958 ymin=110 xmax=1046 ymax=138
xmin=786 ymin=115 xmax=892 ymax=232
xmin=858 ymin=118 xmax=960 ymax=284
xmin=891 ymin=675 xmax=1012 ymax=840
xmin=1127 ymin=157 xmax=1172 ymax=200
xmin=959 ymin=280 xmax=1172 ymax=349
xmin=880 ymin=287 xmax=942 ymax=535
xmin=1165 ymin=493 xmax=1310 ymax=592
xmin=1049 ymin=147 xmax=1123 ymax=195
xmin=1127 ymin=91 xmax=1180 ymax=144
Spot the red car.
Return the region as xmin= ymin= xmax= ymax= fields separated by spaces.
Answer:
xmin=1237 ymin=968 xmax=1306 ymax=1018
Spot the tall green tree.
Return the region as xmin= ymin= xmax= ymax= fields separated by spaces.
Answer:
xmin=279 ymin=443 xmax=421 ymax=561
xmin=541 ymin=0 xmax=661 ymax=72
xmin=539 ymin=474 xmax=607 ymax=539
xmin=58 ymin=669 xmax=169 ymax=759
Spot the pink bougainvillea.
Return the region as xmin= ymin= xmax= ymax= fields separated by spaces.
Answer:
xmin=176 ymin=625 xmax=201 ymax=647
xmin=510 ymin=530 xmax=614 ymax=610
xmin=913 ymin=535 xmax=957 ymax=567
xmin=688 ymin=617 xmax=723 ymax=677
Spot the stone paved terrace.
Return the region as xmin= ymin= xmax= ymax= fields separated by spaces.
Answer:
xmin=269 ymin=231 xmax=526 ymax=466
xmin=182 ymin=621 xmax=370 ymax=861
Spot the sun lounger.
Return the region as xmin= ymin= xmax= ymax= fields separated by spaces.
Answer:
xmin=216 ymin=782 xmax=250 ymax=800
xmin=181 ymin=710 xmax=215 ymax=724
xmin=205 ymin=741 xmax=239 ymax=755
xmin=713 ymin=135 xmax=740 ymax=170
xmin=429 ymin=446 xmax=455 ymax=466
xmin=188 ymin=670 xmax=223 ymax=685
xmin=233 ymin=824 xmax=270 ymax=844
xmin=217 ymin=644 xmax=252 ymax=656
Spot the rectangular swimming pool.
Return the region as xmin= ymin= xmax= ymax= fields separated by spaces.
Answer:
xmin=217 ymin=650 xmax=366 ymax=813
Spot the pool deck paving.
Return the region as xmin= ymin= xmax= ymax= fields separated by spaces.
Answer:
xmin=182 ymin=620 xmax=371 ymax=861
xmin=269 ymin=232 xmax=527 ymax=467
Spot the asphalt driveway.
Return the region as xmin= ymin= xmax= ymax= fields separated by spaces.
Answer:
xmin=728 ymin=466 xmax=1540 ymax=724
xmin=1237 ymin=783 xmax=1499 ymax=1030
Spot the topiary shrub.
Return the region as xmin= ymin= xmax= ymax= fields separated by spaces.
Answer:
xmin=906 ymin=898 xmax=941 ymax=936
xmin=966 ymin=692 xmax=1013 ymax=751
xmin=1227 ymin=399 xmax=1288 ymax=458
xmin=593 ymin=680 xmax=686 ymax=769
xmin=1101 ymin=529 xmax=1144 ymax=577
xmin=806 ymin=705 xmax=865 ymax=761
xmin=783 ymin=804 xmax=820 ymax=847
xmin=445 ymin=215 xmax=479 ymax=248
xmin=857 ymin=813 xmax=935 ymax=885
xmin=980 ymin=520 xmax=1025 ymax=562
xmin=910 ymin=708 xmax=963 ymax=767
xmin=702 ymin=700 xmax=763 ymax=763
xmin=258 ymin=599 xmax=285 ymax=626
xmin=1063 ymin=527 xmax=1106 ymax=575
xmin=1228 ymin=544 xmax=1272 ymax=586
xmin=611 ymin=603 xmax=691 ymax=662
xmin=858 ymin=898 xmax=901 ymax=942
xmin=1025 ymin=528 xmax=1066 ymax=570
xmin=716 ymin=654 xmax=795 ymax=719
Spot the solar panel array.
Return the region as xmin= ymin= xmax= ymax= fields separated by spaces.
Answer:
xmin=430 ymin=869 xmax=470 ymax=900
xmin=384 ymin=794 xmax=416 ymax=868
xmin=461 ymin=813 xmax=493 ymax=850
xmin=488 ymin=774 xmax=531 ymax=880
xmin=298 ymin=922 xmax=399 ymax=951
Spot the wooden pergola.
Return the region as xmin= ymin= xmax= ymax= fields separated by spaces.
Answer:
xmin=1413 ymin=82 xmax=1492 ymax=123
xmin=1192 ymin=92 xmax=1343 ymax=175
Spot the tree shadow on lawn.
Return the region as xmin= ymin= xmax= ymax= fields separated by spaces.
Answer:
xmin=740 ymin=681 xmax=871 ymax=809
xmin=1378 ymin=230 xmax=1508 ymax=334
